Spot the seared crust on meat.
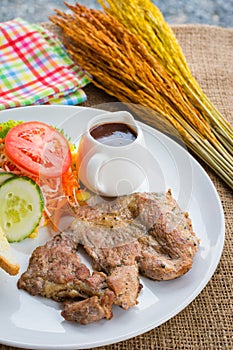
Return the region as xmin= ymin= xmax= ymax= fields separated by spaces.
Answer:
xmin=18 ymin=233 xmax=115 ymax=323
xmin=107 ymin=264 xmax=141 ymax=309
xmin=17 ymin=234 xmax=115 ymax=303
xmin=18 ymin=190 xmax=199 ymax=324
xmin=135 ymin=191 xmax=199 ymax=280
xmin=62 ymin=290 xmax=115 ymax=324
xmin=84 ymin=242 xmax=142 ymax=309
xmin=71 ymin=190 xmax=199 ymax=281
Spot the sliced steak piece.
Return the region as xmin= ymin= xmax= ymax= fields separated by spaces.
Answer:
xmin=84 ymin=243 xmax=142 ymax=309
xmin=107 ymin=264 xmax=141 ymax=309
xmin=69 ymin=207 xmax=144 ymax=309
xmin=17 ymin=234 xmax=115 ymax=304
xmin=62 ymin=290 xmax=115 ymax=324
xmin=134 ymin=191 xmax=199 ymax=280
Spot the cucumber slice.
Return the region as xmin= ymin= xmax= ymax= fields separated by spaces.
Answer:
xmin=0 ymin=172 xmax=16 ymax=185
xmin=0 ymin=176 xmax=44 ymax=242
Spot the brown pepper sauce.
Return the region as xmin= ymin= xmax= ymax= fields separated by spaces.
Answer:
xmin=90 ymin=122 xmax=137 ymax=147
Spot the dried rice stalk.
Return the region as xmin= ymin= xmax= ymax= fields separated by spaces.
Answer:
xmin=99 ymin=0 xmax=233 ymax=149
xmin=50 ymin=3 xmax=233 ymax=189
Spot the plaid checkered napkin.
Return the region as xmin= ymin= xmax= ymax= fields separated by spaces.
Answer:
xmin=0 ymin=18 xmax=90 ymax=110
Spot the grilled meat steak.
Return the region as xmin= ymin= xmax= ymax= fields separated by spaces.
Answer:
xmin=17 ymin=234 xmax=115 ymax=323
xmin=135 ymin=192 xmax=199 ymax=280
xmin=18 ymin=190 xmax=199 ymax=324
xmin=70 ymin=190 xmax=199 ymax=281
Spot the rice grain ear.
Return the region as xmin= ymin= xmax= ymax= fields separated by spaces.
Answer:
xmin=100 ymin=0 xmax=233 ymax=140
xmin=50 ymin=2 xmax=233 ymax=189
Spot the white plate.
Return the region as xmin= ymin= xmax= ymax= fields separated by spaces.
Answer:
xmin=0 ymin=105 xmax=225 ymax=349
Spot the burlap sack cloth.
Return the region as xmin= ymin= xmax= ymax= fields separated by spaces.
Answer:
xmin=1 ymin=24 xmax=232 ymax=350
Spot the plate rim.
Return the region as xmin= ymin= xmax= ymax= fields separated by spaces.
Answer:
xmin=0 ymin=105 xmax=225 ymax=349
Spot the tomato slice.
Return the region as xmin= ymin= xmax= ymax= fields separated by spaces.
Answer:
xmin=5 ymin=121 xmax=72 ymax=178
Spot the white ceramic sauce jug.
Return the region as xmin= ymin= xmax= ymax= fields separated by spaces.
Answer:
xmin=77 ymin=111 xmax=149 ymax=197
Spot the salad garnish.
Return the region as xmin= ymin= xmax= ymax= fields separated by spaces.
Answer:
xmin=0 ymin=120 xmax=90 ymax=240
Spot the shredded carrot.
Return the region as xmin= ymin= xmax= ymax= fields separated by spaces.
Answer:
xmin=62 ymin=168 xmax=79 ymax=197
